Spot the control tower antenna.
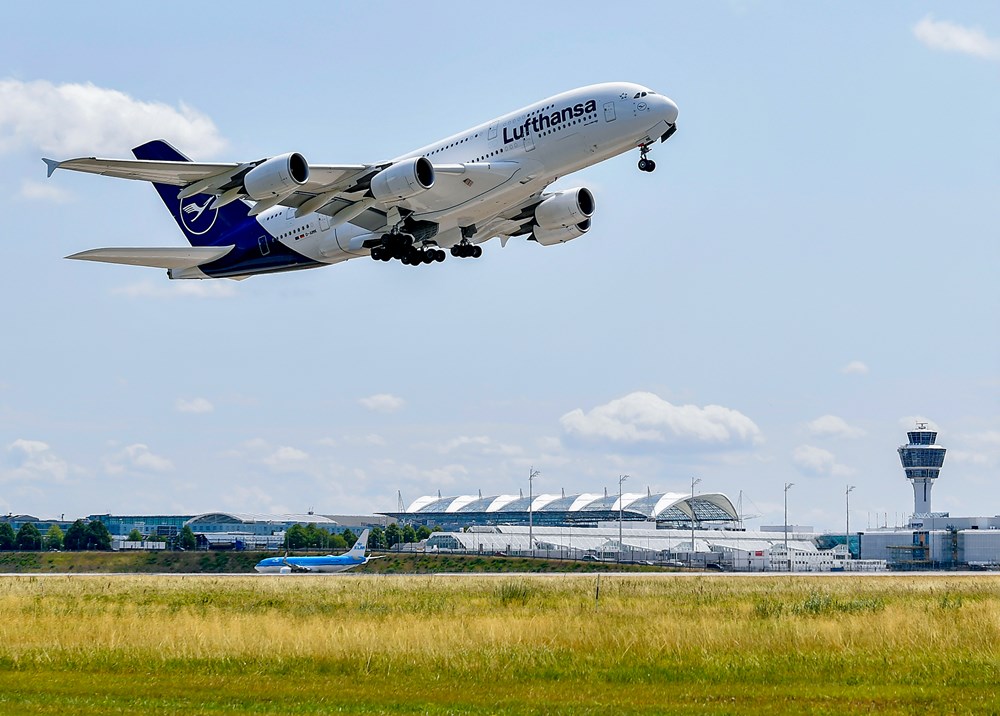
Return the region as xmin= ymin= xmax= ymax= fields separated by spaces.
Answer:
xmin=898 ymin=421 xmax=947 ymax=516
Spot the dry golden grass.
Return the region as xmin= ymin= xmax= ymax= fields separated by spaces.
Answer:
xmin=0 ymin=574 xmax=998 ymax=713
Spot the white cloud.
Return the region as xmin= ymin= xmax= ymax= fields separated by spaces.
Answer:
xmin=963 ymin=431 xmax=1000 ymax=446
xmin=263 ymin=446 xmax=309 ymax=470
xmin=113 ymin=281 xmax=238 ymax=299
xmin=4 ymin=439 xmax=71 ymax=483
xmin=792 ymin=445 xmax=854 ymax=477
xmin=560 ymin=391 xmax=761 ymax=449
xmin=432 ymin=436 xmax=523 ymax=457
xmin=175 ymin=397 xmax=214 ymax=414
xmin=105 ymin=443 xmax=173 ymax=475
xmin=0 ymin=79 xmax=227 ymax=157
xmin=358 ymin=393 xmax=405 ymax=413
xmin=840 ymin=360 xmax=869 ymax=375
xmin=807 ymin=415 xmax=865 ymax=439
xmin=339 ymin=434 xmax=387 ymax=447
xmin=18 ymin=179 xmax=73 ymax=203
xmin=914 ymin=16 xmax=1000 ymax=60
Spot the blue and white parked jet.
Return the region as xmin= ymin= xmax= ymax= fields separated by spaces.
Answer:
xmin=254 ymin=529 xmax=380 ymax=574
xmin=45 ymin=82 xmax=678 ymax=280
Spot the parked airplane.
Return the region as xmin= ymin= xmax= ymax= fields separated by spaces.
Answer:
xmin=45 ymin=82 xmax=678 ymax=280
xmin=254 ymin=528 xmax=380 ymax=574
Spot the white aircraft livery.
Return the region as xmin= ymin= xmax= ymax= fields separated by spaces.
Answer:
xmin=45 ymin=82 xmax=678 ymax=280
xmin=254 ymin=529 xmax=381 ymax=574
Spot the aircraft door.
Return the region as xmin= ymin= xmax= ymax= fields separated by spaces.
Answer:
xmin=523 ymin=132 xmax=535 ymax=152
xmin=258 ymin=235 xmax=270 ymax=256
xmin=604 ymin=102 xmax=616 ymax=122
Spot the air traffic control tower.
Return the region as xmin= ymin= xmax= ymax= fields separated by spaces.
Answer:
xmin=898 ymin=423 xmax=947 ymax=516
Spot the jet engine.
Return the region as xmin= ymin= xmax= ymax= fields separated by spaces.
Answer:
xmin=370 ymin=157 xmax=435 ymax=202
xmin=533 ymin=187 xmax=595 ymax=229
xmin=532 ymin=218 xmax=591 ymax=246
xmin=243 ymin=152 xmax=310 ymax=200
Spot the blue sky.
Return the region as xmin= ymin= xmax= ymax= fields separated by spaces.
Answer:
xmin=0 ymin=2 xmax=997 ymax=530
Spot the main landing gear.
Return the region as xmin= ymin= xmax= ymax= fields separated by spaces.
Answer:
xmin=637 ymin=144 xmax=656 ymax=172
xmin=450 ymin=241 xmax=482 ymax=258
xmin=371 ymin=243 xmax=445 ymax=265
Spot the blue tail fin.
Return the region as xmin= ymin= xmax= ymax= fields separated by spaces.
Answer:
xmin=132 ymin=140 xmax=252 ymax=248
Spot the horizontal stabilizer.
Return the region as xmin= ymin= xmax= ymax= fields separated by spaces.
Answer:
xmin=65 ymin=245 xmax=235 ymax=269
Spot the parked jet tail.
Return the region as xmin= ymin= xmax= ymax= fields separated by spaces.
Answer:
xmin=350 ymin=529 xmax=371 ymax=559
xmin=131 ymin=140 xmax=254 ymax=248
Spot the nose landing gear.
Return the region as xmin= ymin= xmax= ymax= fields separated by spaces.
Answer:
xmin=637 ymin=144 xmax=656 ymax=172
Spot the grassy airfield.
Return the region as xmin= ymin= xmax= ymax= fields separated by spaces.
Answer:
xmin=0 ymin=575 xmax=998 ymax=714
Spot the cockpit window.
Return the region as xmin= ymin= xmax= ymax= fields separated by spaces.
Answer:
xmin=634 ymin=92 xmax=640 ymax=99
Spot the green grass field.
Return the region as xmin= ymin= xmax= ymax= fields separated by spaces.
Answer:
xmin=0 ymin=574 xmax=998 ymax=714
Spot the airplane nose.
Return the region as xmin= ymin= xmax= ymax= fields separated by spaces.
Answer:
xmin=661 ymin=96 xmax=679 ymax=125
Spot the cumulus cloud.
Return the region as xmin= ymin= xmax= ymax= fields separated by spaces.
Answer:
xmin=807 ymin=415 xmax=865 ymax=439
xmin=914 ymin=16 xmax=1000 ymax=60
xmin=560 ymin=391 xmax=761 ymax=449
xmin=0 ymin=79 xmax=226 ymax=157
xmin=840 ymin=360 xmax=869 ymax=375
xmin=358 ymin=393 xmax=405 ymax=413
xmin=113 ymin=281 xmax=238 ymax=299
xmin=4 ymin=439 xmax=71 ymax=483
xmin=18 ymin=179 xmax=73 ymax=203
xmin=433 ymin=436 xmax=523 ymax=457
xmin=104 ymin=443 xmax=173 ymax=475
xmin=792 ymin=445 xmax=854 ymax=477
xmin=339 ymin=434 xmax=388 ymax=447
xmin=263 ymin=446 xmax=309 ymax=470
xmin=175 ymin=397 xmax=214 ymax=414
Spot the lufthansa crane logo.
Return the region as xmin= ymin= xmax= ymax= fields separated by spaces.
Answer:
xmin=179 ymin=196 xmax=219 ymax=236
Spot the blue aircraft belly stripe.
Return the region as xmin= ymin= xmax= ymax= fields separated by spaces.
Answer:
xmin=132 ymin=140 xmax=324 ymax=278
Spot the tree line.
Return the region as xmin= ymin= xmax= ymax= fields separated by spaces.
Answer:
xmin=1 ymin=520 xmax=442 ymax=552
xmin=0 ymin=519 xmax=113 ymax=551
xmin=283 ymin=523 xmax=441 ymax=550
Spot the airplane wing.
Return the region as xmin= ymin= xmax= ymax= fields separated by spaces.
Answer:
xmin=44 ymin=144 xmax=536 ymax=233
xmin=45 ymin=155 xmax=375 ymax=215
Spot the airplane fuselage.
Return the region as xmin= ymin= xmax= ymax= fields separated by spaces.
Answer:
xmin=171 ymin=82 xmax=677 ymax=279
xmin=254 ymin=554 xmax=367 ymax=574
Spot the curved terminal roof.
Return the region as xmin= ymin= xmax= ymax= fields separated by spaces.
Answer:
xmin=185 ymin=512 xmax=339 ymax=526
xmin=392 ymin=492 xmax=739 ymax=524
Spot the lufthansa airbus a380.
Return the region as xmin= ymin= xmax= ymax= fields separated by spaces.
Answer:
xmin=45 ymin=82 xmax=678 ymax=280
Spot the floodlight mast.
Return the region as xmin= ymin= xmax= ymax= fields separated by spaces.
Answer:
xmin=846 ymin=485 xmax=855 ymax=563
xmin=690 ymin=477 xmax=701 ymax=568
xmin=528 ymin=467 xmax=540 ymax=556
xmin=617 ymin=477 xmax=623 ymax=562
xmin=784 ymin=482 xmax=794 ymax=572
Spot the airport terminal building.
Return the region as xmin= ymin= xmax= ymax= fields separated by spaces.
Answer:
xmin=381 ymin=491 xmax=740 ymax=530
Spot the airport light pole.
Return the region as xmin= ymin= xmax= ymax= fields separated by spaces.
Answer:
xmin=784 ymin=482 xmax=794 ymax=572
xmin=618 ymin=474 xmax=629 ymax=563
xmin=846 ymin=485 xmax=855 ymax=563
xmin=690 ymin=477 xmax=701 ymax=568
xmin=528 ymin=467 xmax=540 ymax=557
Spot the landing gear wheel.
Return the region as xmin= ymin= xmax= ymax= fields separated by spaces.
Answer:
xmin=646 ymin=160 xmax=656 ymax=172
xmin=638 ymin=158 xmax=649 ymax=172
xmin=472 ymin=245 xmax=483 ymax=258
xmin=434 ymin=249 xmax=445 ymax=262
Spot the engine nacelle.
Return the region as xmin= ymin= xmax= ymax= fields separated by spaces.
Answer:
xmin=533 ymin=188 xmax=595 ymax=230
xmin=532 ymin=218 xmax=591 ymax=246
xmin=370 ymin=157 xmax=434 ymax=202
xmin=243 ymin=152 xmax=309 ymax=200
